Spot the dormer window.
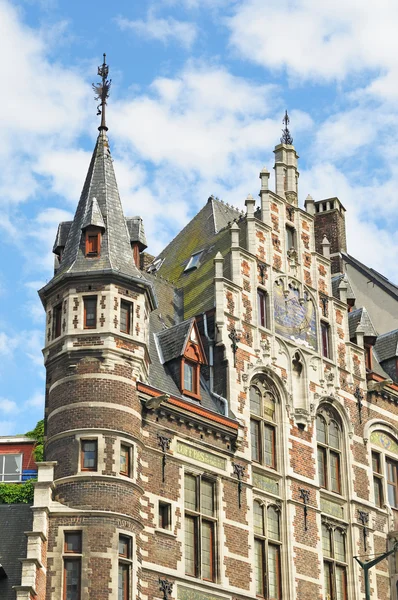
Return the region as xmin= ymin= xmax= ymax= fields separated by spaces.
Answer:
xmin=183 ymin=361 xmax=197 ymax=394
xmin=185 ymin=251 xmax=203 ymax=272
xmin=180 ymin=323 xmax=206 ymax=399
xmin=85 ymin=230 xmax=101 ymax=258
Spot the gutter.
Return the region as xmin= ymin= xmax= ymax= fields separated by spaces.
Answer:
xmin=203 ymin=312 xmax=228 ymax=416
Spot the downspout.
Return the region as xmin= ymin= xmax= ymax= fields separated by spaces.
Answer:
xmin=203 ymin=312 xmax=228 ymax=416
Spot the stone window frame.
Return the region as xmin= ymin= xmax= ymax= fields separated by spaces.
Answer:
xmin=52 ymin=302 xmax=63 ymax=339
xmin=369 ymin=426 xmax=398 ymax=512
xmin=321 ymin=519 xmax=348 ymax=600
xmin=249 ymin=376 xmax=279 ymax=472
xmin=120 ymin=300 xmax=133 ymax=335
xmin=257 ymin=288 xmax=269 ymax=330
xmin=316 ymin=405 xmax=344 ymax=496
xmin=117 ymin=439 xmax=136 ymax=480
xmin=183 ymin=470 xmax=219 ymax=583
xmin=83 ymin=295 xmax=98 ymax=330
xmin=320 ymin=320 xmax=332 ymax=360
xmin=252 ymin=497 xmax=282 ymax=599
xmin=62 ymin=530 xmax=82 ymax=600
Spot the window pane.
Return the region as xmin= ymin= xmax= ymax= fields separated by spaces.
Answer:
xmin=316 ymin=416 xmax=326 ymax=444
xmin=120 ymin=301 xmax=131 ymax=334
xmin=65 ymin=532 xmax=82 ymax=554
xmin=324 ymin=561 xmax=332 ymax=600
xmin=118 ymin=536 xmax=130 ymax=558
xmin=120 ymin=445 xmax=130 ymax=476
xmin=264 ymin=424 xmax=275 ymax=468
xmin=372 ymin=452 xmax=381 ymax=474
xmin=82 ymin=441 xmax=97 ymax=470
xmin=64 ymin=559 xmax=81 ymax=600
xmin=321 ymin=322 xmax=329 ymax=358
xmin=257 ymin=291 xmax=267 ymax=328
xmin=336 ymin=566 xmax=347 ymax=600
xmin=254 ymin=539 xmax=265 ymax=597
xmin=185 ymin=515 xmax=197 ymax=577
xmin=84 ymin=297 xmax=97 ymax=328
xmin=388 ymin=482 xmax=397 ymax=508
xmin=118 ymin=563 xmax=129 ymax=600
xmin=201 ymin=480 xmax=214 ymax=517
xmin=184 ymin=363 xmax=194 ymax=392
xmin=3 ymin=454 xmax=22 ymax=482
xmin=334 ymin=529 xmax=346 ymax=562
xmin=202 ymin=521 xmax=214 ymax=581
xmin=251 ymin=419 xmax=261 ymax=462
xmin=374 ymin=476 xmax=383 ymax=507
xmin=184 ymin=475 xmax=197 ymax=511
xmin=267 ymin=506 xmax=280 ymax=541
xmin=330 ymin=452 xmax=341 ymax=493
xmin=329 ymin=421 xmax=340 ymax=449
xmin=253 ymin=502 xmax=264 ymax=535
xmin=268 ymin=544 xmax=281 ymax=600
xmin=159 ymin=503 xmax=171 ymax=530
xmin=250 ymin=386 xmax=261 ymax=416
xmin=387 ymin=459 xmax=398 ymax=507
xmin=322 ymin=525 xmax=332 ymax=558
xmin=318 ymin=447 xmax=327 ymax=488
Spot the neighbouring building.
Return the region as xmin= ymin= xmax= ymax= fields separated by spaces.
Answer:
xmin=3 ymin=59 xmax=398 ymax=600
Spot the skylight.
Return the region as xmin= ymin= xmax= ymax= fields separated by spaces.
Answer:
xmin=184 ymin=251 xmax=203 ymax=272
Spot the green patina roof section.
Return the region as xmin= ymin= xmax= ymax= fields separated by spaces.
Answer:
xmin=157 ymin=199 xmax=240 ymax=319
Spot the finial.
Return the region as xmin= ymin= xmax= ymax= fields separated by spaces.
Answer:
xmin=281 ymin=109 xmax=293 ymax=145
xmin=92 ymin=53 xmax=111 ymax=132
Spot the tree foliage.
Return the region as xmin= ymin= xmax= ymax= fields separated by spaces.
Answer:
xmin=0 ymin=480 xmax=34 ymax=504
xmin=25 ymin=418 xmax=44 ymax=462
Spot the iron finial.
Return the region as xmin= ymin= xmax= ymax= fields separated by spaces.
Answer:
xmin=281 ymin=109 xmax=293 ymax=145
xmin=92 ymin=53 xmax=111 ymax=132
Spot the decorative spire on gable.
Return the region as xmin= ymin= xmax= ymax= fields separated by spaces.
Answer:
xmin=92 ymin=53 xmax=111 ymax=132
xmin=281 ymin=110 xmax=293 ymax=145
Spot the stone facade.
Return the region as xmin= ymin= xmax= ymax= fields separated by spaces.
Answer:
xmin=10 ymin=118 xmax=398 ymax=600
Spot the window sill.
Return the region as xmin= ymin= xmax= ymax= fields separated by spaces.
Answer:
xmin=154 ymin=528 xmax=176 ymax=538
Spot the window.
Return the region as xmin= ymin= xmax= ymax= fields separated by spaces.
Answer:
xmin=185 ymin=251 xmax=203 ymax=272
xmin=257 ymin=290 xmax=268 ymax=328
xmin=120 ymin=444 xmax=131 ymax=477
xmin=316 ymin=408 xmax=342 ymax=494
xmin=387 ymin=458 xmax=398 ymax=508
xmin=118 ymin=535 xmax=132 ymax=600
xmin=364 ymin=345 xmax=372 ymax=370
xmin=181 ymin=359 xmax=200 ymax=398
xmin=321 ymin=322 xmax=331 ymax=359
xmin=53 ymin=303 xmax=62 ymax=339
xmin=81 ymin=440 xmax=97 ymax=471
xmin=63 ymin=532 xmax=82 ymax=600
xmin=85 ymin=231 xmax=101 ymax=257
xmin=120 ymin=301 xmax=132 ymax=334
xmin=83 ymin=296 xmax=97 ymax=329
xmin=372 ymin=451 xmax=383 ymax=508
xmin=184 ymin=474 xmax=216 ymax=582
xmin=322 ymin=524 xmax=347 ymax=600
xmin=159 ymin=501 xmax=172 ymax=530
xmin=250 ymin=379 xmax=277 ymax=469
xmin=286 ymin=226 xmax=296 ymax=250
xmin=0 ymin=454 xmax=22 ymax=482
xmin=254 ymin=502 xmax=281 ymax=599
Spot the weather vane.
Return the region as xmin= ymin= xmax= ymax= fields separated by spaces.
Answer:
xmin=92 ymin=53 xmax=111 ymax=131
xmin=281 ymin=109 xmax=293 ymax=145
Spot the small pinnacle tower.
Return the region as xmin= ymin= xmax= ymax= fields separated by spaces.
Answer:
xmin=274 ymin=110 xmax=299 ymax=205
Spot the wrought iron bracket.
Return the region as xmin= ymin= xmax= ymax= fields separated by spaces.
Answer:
xmin=233 ymin=463 xmax=245 ymax=509
xmin=159 ymin=578 xmax=174 ymax=600
xmin=299 ymin=488 xmax=310 ymax=531
xmin=354 ymin=386 xmax=364 ymax=424
xmin=229 ymin=327 xmax=241 ymax=368
xmin=158 ymin=434 xmax=171 ymax=483
xmin=358 ymin=510 xmax=369 ymax=552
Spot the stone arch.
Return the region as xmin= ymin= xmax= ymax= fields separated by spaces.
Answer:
xmin=316 ymin=396 xmax=353 ymax=438
xmin=364 ymin=419 xmax=398 ymax=446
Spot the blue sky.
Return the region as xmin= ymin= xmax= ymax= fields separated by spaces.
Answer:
xmin=1 ymin=0 xmax=398 ymax=435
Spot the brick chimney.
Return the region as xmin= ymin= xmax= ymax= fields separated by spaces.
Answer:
xmin=309 ymin=197 xmax=347 ymax=274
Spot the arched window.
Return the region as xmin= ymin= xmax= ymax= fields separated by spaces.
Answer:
xmin=370 ymin=429 xmax=398 ymax=509
xmin=250 ymin=378 xmax=277 ymax=469
xmin=316 ymin=406 xmax=342 ymax=494
xmin=322 ymin=523 xmax=347 ymax=600
xmin=253 ymin=501 xmax=281 ymax=599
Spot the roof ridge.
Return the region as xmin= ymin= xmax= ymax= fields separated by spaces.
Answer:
xmin=157 ymin=317 xmax=194 ymax=336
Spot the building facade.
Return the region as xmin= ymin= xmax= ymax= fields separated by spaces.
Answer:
xmin=6 ymin=61 xmax=398 ymax=600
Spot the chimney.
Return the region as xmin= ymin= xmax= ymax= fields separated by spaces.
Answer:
xmin=312 ymin=197 xmax=347 ymax=274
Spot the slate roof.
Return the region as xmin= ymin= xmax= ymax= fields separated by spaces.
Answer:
xmin=52 ymin=131 xmax=142 ymax=280
xmin=126 ymin=217 xmax=147 ymax=250
xmin=53 ymin=221 xmax=72 ymax=253
xmin=343 ymin=253 xmax=398 ymax=299
xmin=156 ymin=319 xmax=194 ymax=363
xmin=374 ymin=329 xmax=398 ymax=363
xmin=331 ymin=274 xmax=355 ymax=301
xmin=155 ymin=197 xmax=242 ymax=318
xmin=81 ymin=197 xmax=105 ymax=230
xmin=348 ymin=307 xmax=378 ymax=340
xmin=0 ymin=504 xmax=32 ymax=600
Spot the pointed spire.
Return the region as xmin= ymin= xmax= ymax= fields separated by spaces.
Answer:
xmin=92 ymin=53 xmax=111 ymax=132
xmin=281 ymin=110 xmax=293 ymax=145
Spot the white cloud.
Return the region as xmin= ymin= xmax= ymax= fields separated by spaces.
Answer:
xmin=0 ymin=332 xmax=19 ymax=357
xmin=25 ymin=391 xmax=45 ymax=409
xmin=0 ymin=398 xmax=19 ymax=415
xmin=116 ymin=13 xmax=197 ymax=49
xmin=0 ymin=421 xmax=17 ymax=436
xmin=227 ymin=0 xmax=398 ymax=91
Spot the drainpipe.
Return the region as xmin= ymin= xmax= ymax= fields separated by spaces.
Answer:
xmin=203 ymin=312 xmax=228 ymax=416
